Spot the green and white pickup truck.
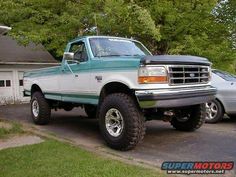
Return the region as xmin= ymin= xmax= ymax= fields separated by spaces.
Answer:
xmin=24 ymin=36 xmax=216 ymax=150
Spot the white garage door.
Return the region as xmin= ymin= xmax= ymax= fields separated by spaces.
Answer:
xmin=0 ymin=71 xmax=14 ymax=105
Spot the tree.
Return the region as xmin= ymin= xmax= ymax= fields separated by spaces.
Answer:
xmin=0 ymin=0 xmax=161 ymax=59
xmin=0 ymin=0 xmax=235 ymax=72
xmin=134 ymin=0 xmax=235 ymax=72
xmin=215 ymin=0 xmax=236 ymax=53
xmin=0 ymin=0 xmax=84 ymax=59
xmin=212 ymin=0 xmax=236 ymax=72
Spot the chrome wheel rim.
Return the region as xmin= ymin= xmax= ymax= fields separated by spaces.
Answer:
xmin=105 ymin=108 xmax=124 ymax=137
xmin=32 ymin=100 xmax=39 ymax=117
xmin=206 ymin=102 xmax=218 ymax=120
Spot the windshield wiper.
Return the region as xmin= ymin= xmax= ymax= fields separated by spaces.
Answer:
xmin=98 ymin=54 xmax=122 ymax=57
xmin=96 ymin=54 xmax=144 ymax=57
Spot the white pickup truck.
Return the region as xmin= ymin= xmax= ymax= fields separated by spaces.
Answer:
xmin=24 ymin=36 xmax=216 ymax=150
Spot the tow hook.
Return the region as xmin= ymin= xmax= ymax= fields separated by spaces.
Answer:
xmin=163 ymin=110 xmax=175 ymax=122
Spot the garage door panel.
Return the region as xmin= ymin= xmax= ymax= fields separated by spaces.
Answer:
xmin=0 ymin=71 xmax=14 ymax=105
xmin=0 ymin=72 xmax=13 ymax=79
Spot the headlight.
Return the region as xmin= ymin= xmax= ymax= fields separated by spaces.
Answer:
xmin=138 ymin=66 xmax=167 ymax=84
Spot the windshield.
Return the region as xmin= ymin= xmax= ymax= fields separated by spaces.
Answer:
xmin=213 ymin=70 xmax=236 ymax=82
xmin=89 ymin=37 xmax=151 ymax=57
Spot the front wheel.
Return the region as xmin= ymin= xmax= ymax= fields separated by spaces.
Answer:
xmin=31 ymin=91 xmax=51 ymax=125
xmin=205 ymin=99 xmax=224 ymax=123
xmin=171 ymin=104 xmax=206 ymax=131
xmin=99 ymin=93 xmax=145 ymax=151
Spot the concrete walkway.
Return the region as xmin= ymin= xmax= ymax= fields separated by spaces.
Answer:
xmin=0 ymin=135 xmax=44 ymax=150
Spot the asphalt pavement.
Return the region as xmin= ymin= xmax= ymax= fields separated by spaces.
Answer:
xmin=0 ymin=104 xmax=236 ymax=176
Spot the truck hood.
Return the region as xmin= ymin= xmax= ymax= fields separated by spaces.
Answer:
xmin=140 ymin=55 xmax=211 ymax=66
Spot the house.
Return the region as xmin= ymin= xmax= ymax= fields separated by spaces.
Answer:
xmin=0 ymin=26 xmax=59 ymax=105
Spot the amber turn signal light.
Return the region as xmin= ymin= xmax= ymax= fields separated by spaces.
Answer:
xmin=138 ymin=76 xmax=167 ymax=84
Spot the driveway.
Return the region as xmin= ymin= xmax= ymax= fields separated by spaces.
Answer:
xmin=1 ymin=104 xmax=236 ymax=174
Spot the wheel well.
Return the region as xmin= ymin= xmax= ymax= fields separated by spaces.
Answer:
xmin=31 ymin=84 xmax=42 ymax=97
xmin=215 ymin=98 xmax=225 ymax=114
xmin=99 ymin=82 xmax=134 ymax=102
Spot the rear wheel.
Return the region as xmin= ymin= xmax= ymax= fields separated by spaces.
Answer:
xmin=171 ymin=104 xmax=205 ymax=131
xmin=31 ymin=91 xmax=51 ymax=125
xmin=99 ymin=93 xmax=145 ymax=151
xmin=205 ymin=99 xmax=224 ymax=123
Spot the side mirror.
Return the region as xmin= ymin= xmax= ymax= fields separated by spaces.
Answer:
xmin=63 ymin=52 xmax=74 ymax=60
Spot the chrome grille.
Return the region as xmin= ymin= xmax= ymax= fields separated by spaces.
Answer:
xmin=168 ymin=65 xmax=210 ymax=85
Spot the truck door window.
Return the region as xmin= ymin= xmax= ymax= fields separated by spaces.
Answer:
xmin=69 ymin=42 xmax=88 ymax=62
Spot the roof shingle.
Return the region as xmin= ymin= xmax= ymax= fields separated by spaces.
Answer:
xmin=0 ymin=36 xmax=58 ymax=63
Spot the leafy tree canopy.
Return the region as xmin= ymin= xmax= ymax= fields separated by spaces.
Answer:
xmin=0 ymin=0 xmax=235 ymax=72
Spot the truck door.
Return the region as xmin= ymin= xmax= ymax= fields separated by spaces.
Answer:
xmin=59 ymin=40 xmax=93 ymax=103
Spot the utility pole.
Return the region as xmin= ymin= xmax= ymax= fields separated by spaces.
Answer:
xmin=94 ymin=14 xmax=99 ymax=35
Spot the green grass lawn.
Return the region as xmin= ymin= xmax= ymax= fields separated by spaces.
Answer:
xmin=0 ymin=120 xmax=23 ymax=138
xmin=0 ymin=140 xmax=165 ymax=177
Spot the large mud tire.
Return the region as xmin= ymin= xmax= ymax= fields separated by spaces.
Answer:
xmin=99 ymin=93 xmax=145 ymax=151
xmin=31 ymin=91 xmax=51 ymax=125
xmin=171 ymin=104 xmax=206 ymax=131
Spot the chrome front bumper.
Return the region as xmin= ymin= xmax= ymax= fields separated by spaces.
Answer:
xmin=135 ymin=86 xmax=216 ymax=108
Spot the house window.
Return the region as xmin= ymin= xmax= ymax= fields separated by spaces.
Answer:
xmin=6 ymin=80 xmax=11 ymax=87
xmin=19 ymin=79 xmax=23 ymax=86
xmin=0 ymin=80 xmax=5 ymax=87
